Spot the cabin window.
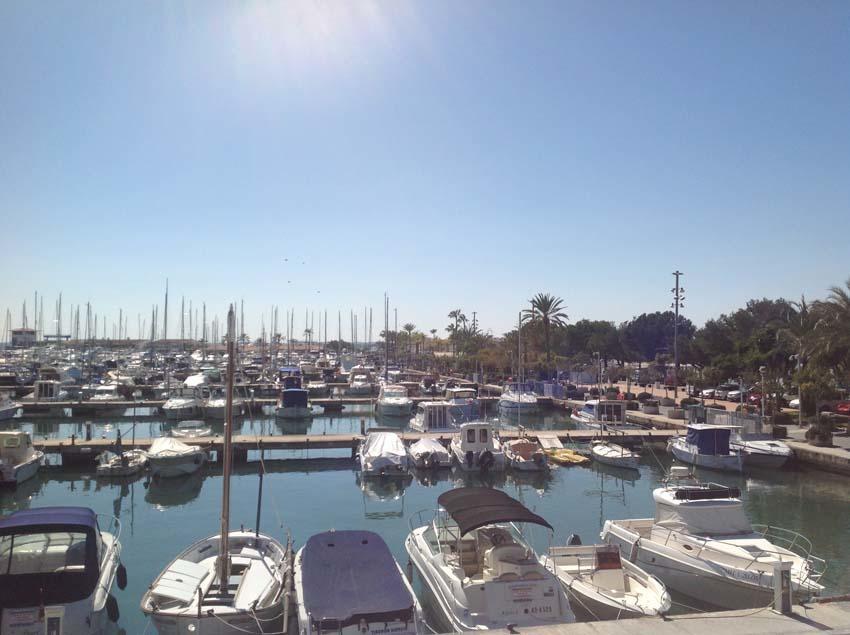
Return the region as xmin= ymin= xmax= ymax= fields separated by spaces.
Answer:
xmin=1 ymin=531 xmax=87 ymax=575
xmin=422 ymin=525 xmax=439 ymax=555
xmin=467 ymin=429 xmax=476 ymax=443
xmin=479 ymin=429 xmax=488 ymax=443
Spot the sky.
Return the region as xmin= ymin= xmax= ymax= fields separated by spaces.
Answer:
xmin=2 ymin=1 xmax=849 ymax=341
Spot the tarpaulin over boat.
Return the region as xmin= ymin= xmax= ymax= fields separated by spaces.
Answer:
xmin=409 ymin=438 xmax=449 ymax=461
xmin=361 ymin=432 xmax=408 ymax=462
xmin=437 ymin=487 xmax=553 ymax=536
xmin=300 ymin=530 xmax=415 ymax=628
xmin=653 ymin=493 xmax=753 ymax=536
xmin=148 ymin=436 xmax=200 ymax=457
xmin=685 ymin=424 xmax=733 ymax=455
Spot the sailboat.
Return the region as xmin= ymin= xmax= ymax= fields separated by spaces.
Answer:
xmin=141 ymin=306 xmax=292 ymax=634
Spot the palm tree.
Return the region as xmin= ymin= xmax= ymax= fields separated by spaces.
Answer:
xmin=447 ymin=309 xmax=466 ymax=356
xmin=522 ymin=293 xmax=568 ymax=367
xmin=403 ymin=323 xmax=416 ymax=362
xmin=812 ymin=278 xmax=850 ymax=372
xmin=429 ymin=328 xmax=438 ymax=353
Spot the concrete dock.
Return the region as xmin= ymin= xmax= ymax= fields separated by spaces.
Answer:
xmin=478 ymin=600 xmax=850 ymax=635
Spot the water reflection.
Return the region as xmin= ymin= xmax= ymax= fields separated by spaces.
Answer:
xmin=144 ymin=471 xmax=206 ymax=508
xmin=357 ymin=473 xmax=412 ymax=519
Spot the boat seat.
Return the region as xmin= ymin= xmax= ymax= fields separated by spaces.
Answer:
xmin=151 ymin=559 xmax=211 ymax=605
xmin=486 ymin=545 xmax=534 ymax=578
xmin=234 ymin=559 xmax=275 ymax=609
xmin=591 ymin=569 xmax=626 ymax=595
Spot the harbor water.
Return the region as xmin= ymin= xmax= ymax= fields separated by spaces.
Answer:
xmin=2 ymin=407 xmax=849 ymax=633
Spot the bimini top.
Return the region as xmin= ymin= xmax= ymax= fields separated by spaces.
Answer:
xmin=0 ymin=506 xmax=97 ymax=532
xmin=301 ymin=530 xmax=414 ymax=628
xmin=685 ymin=424 xmax=740 ymax=455
xmin=437 ymin=487 xmax=553 ymax=536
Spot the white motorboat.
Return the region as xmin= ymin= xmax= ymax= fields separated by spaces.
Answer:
xmin=0 ymin=507 xmax=126 ymax=634
xmin=358 ymin=430 xmax=411 ymax=477
xmin=543 ymin=541 xmax=671 ymax=620
xmin=295 ymin=530 xmax=422 ymax=635
xmin=409 ymin=438 xmax=452 ymax=469
xmin=142 ymin=305 xmax=291 ymax=635
xmin=89 ymin=383 xmax=128 ymax=416
xmin=730 ymin=435 xmax=793 ymax=469
xmin=171 ymin=420 xmax=213 ymax=438
xmin=348 ymin=373 xmax=373 ymax=395
xmin=498 ymin=382 xmax=539 ymax=417
xmin=406 ymin=487 xmax=575 ymax=631
xmin=306 ymin=380 xmax=329 ymax=397
xmin=19 ymin=379 xmax=68 ymax=414
xmin=504 ymin=437 xmax=548 ymax=472
xmin=147 ymin=437 xmax=206 ymax=478
xmin=450 ymin=421 xmax=506 ymax=472
xmin=571 ymin=400 xmax=640 ymax=432
xmin=376 ymin=384 xmax=413 ymax=417
xmin=205 ymin=388 xmax=246 ymax=419
xmin=601 ymin=467 xmax=825 ymax=610
xmin=96 ymin=449 xmax=147 ymax=477
xmin=591 ymin=440 xmax=640 ymax=470
xmin=444 ymin=386 xmax=479 ymax=421
xmin=409 ymin=401 xmax=458 ymax=433
xmin=0 ymin=394 xmax=22 ymax=420
xmin=0 ymin=430 xmax=43 ymax=487
xmin=162 ymin=389 xmax=203 ymax=420
xmin=668 ymin=424 xmax=744 ymax=472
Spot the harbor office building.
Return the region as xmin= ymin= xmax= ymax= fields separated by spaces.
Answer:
xmin=10 ymin=328 xmax=36 ymax=348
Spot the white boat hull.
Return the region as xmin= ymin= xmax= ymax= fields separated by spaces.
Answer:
xmin=162 ymin=404 xmax=200 ymax=420
xmin=149 ymin=452 xmax=205 ymax=478
xmin=377 ymin=401 xmax=413 ymax=417
xmin=669 ymin=439 xmax=743 ymax=472
xmin=0 ymin=403 xmax=20 ymax=420
xmin=0 ymin=452 xmax=42 ymax=486
xmin=450 ymin=444 xmax=507 ymax=472
xmin=591 ymin=445 xmax=640 ymax=470
xmin=275 ymin=406 xmax=312 ymax=419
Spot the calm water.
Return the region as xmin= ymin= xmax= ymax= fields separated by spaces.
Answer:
xmin=2 ymin=408 xmax=849 ymax=633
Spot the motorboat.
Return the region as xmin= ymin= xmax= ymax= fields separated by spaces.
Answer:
xmin=171 ymin=420 xmax=213 ymax=438
xmin=306 ymin=380 xmax=329 ymax=397
xmin=409 ymin=437 xmax=452 ymax=469
xmin=275 ymin=388 xmax=312 ymax=419
xmin=141 ymin=530 xmax=291 ymax=634
xmin=358 ymin=430 xmax=411 ymax=477
xmin=570 ymin=400 xmax=640 ymax=432
xmin=498 ymin=382 xmax=539 ymax=417
xmin=444 ymin=386 xmax=479 ymax=421
xmin=668 ymin=424 xmax=744 ymax=472
xmin=0 ymin=393 xmax=21 ymax=420
xmin=538 ymin=436 xmax=590 ymax=466
xmin=420 ymin=376 xmax=440 ymax=396
xmin=601 ymin=467 xmax=825 ymax=610
xmin=409 ymin=401 xmax=458 ymax=433
xmin=730 ymin=435 xmax=793 ymax=469
xmin=18 ymin=379 xmax=68 ymax=414
xmin=205 ymin=388 xmax=246 ymax=419
xmin=406 ymin=487 xmax=574 ymax=631
xmin=348 ymin=373 xmax=373 ymax=395
xmin=0 ymin=430 xmax=43 ymax=487
xmin=89 ymin=383 xmax=128 ymax=416
xmin=295 ymin=530 xmax=422 ymax=635
xmin=543 ymin=541 xmax=670 ymax=620
xmin=147 ymin=437 xmax=206 ymax=478
xmin=591 ymin=440 xmax=640 ymax=470
xmin=0 ymin=507 xmax=126 ymax=634
xmin=504 ymin=436 xmax=548 ymax=472
xmin=450 ymin=421 xmax=506 ymax=472
xmin=376 ymin=384 xmax=414 ymax=417
xmin=96 ymin=449 xmax=147 ymax=477
xmin=162 ymin=389 xmax=203 ymax=420
xmin=142 ymin=305 xmax=291 ymax=635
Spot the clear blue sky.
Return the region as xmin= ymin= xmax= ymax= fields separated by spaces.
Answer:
xmin=2 ymin=1 xmax=848 ymax=340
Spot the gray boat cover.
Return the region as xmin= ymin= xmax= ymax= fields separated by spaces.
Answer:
xmin=301 ymin=530 xmax=414 ymax=628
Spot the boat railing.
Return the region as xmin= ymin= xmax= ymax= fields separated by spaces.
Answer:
xmin=97 ymin=513 xmax=122 ymax=541
xmin=751 ymin=524 xmax=827 ymax=582
xmin=409 ymin=509 xmax=432 ymax=532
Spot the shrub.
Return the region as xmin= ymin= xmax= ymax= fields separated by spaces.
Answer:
xmin=624 ymin=392 xmax=637 ymax=400
xmin=589 ymin=387 xmax=600 ymax=397
xmin=680 ymin=397 xmax=699 ymax=407
xmin=773 ymin=412 xmax=794 ymax=427
xmin=637 ymin=392 xmax=652 ymax=402
xmin=626 ymin=400 xmax=640 ymax=411
xmin=706 ymin=403 xmax=726 ymax=411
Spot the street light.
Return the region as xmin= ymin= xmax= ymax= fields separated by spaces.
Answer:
xmin=759 ymin=366 xmax=767 ymax=427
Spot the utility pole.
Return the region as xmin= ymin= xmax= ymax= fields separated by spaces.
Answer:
xmin=671 ymin=270 xmax=685 ymax=400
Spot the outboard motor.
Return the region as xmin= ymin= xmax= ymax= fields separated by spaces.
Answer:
xmin=567 ymin=533 xmax=582 ymax=546
xmin=479 ymin=450 xmax=494 ymax=473
xmin=466 ymin=450 xmax=474 ymax=468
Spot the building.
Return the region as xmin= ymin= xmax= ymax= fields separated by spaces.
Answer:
xmin=11 ymin=328 xmax=36 ymax=348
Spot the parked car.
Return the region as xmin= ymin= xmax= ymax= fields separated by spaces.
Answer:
xmin=835 ymin=401 xmax=850 ymax=416
xmin=789 ymin=398 xmax=800 ymax=409
xmin=715 ymin=383 xmax=740 ymax=400
xmin=726 ymin=388 xmax=749 ymax=402
xmin=700 ymin=387 xmax=716 ymax=399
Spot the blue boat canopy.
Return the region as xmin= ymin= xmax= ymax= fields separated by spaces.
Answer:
xmin=282 ymin=388 xmax=309 ymax=407
xmin=301 ymin=530 xmax=414 ymax=629
xmin=685 ymin=424 xmax=734 ymax=455
xmin=0 ymin=506 xmax=98 ymax=532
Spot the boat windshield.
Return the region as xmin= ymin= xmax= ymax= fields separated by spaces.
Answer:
xmin=384 ymin=388 xmax=407 ymax=399
xmin=450 ymin=390 xmax=476 ymax=400
xmin=0 ymin=528 xmax=99 ymax=608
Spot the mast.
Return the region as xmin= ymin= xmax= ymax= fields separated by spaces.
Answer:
xmin=218 ymin=304 xmax=236 ymax=590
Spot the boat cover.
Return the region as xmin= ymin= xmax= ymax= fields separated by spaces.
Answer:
xmin=437 ymin=487 xmax=553 ymax=535
xmin=361 ymin=432 xmax=407 ymax=461
xmin=409 ymin=438 xmax=449 ymax=460
xmin=301 ymin=530 xmax=414 ymax=628
xmin=0 ymin=506 xmax=97 ymax=531
xmin=654 ymin=493 xmax=753 ymax=536
xmin=685 ymin=425 xmax=732 ymax=455
xmin=148 ymin=436 xmax=199 ymax=457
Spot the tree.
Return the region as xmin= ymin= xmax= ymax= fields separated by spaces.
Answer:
xmin=447 ymin=309 xmax=466 ymax=356
xmin=620 ymin=311 xmax=695 ymax=364
xmin=522 ymin=293 xmax=568 ymax=368
xmin=811 ymin=278 xmax=850 ymax=375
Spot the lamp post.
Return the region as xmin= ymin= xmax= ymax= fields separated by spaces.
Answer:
xmin=671 ymin=271 xmax=685 ymax=400
xmin=759 ymin=366 xmax=767 ymax=419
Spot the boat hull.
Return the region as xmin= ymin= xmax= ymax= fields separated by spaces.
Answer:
xmin=669 ymin=440 xmax=743 ymax=472
xmin=275 ymin=406 xmax=312 ymax=419
xmin=149 ymin=452 xmax=205 ymax=478
xmin=0 ymin=452 xmax=42 ymax=487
